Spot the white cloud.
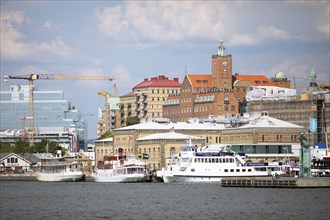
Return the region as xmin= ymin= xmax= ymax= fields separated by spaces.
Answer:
xmin=257 ymin=25 xmax=292 ymax=41
xmin=228 ymin=34 xmax=258 ymax=46
xmin=43 ymin=20 xmax=53 ymax=29
xmin=1 ymin=11 xmax=73 ymax=61
xmin=95 ymin=1 xmax=226 ymax=44
xmin=94 ymin=1 xmax=329 ymax=47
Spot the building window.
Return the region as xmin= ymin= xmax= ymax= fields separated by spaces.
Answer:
xmin=231 ymin=105 xmax=235 ymax=111
xmin=225 ymin=105 xmax=229 ymax=111
xmin=218 ymin=105 xmax=222 ymax=111
xmin=224 ymin=94 xmax=229 ymax=101
xmin=237 ymin=88 xmax=240 ymax=92
xmin=263 ymin=81 xmax=268 ymax=84
xmin=255 ymin=81 xmax=260 ymax=84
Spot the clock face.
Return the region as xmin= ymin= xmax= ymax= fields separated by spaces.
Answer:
xmin=222 ymin=61 xmax=227 ymax=67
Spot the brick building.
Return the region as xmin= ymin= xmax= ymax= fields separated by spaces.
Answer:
xmin=163 ymin=39 xmax=288 ymax=122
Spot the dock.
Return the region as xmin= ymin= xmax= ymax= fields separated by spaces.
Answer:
xmin=0 ymin=174 xmax=37 ymax=181
xmin=221 ymin=177 xmax=330 ymax=188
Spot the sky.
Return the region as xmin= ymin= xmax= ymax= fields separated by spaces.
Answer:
xmin=1 ymin=1 xmax=329 ymax=139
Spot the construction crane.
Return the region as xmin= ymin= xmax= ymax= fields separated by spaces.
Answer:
xmin=4 ymin=74 xmax=114 ymax=146
xmin=97 ymin=83 xmax=120 ymax=135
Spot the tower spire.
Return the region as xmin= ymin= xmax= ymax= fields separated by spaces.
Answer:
xmin=309 ymin=66 xmax=317 ymax=87
xmin=217 ymin=33 xmax=226 ymax=57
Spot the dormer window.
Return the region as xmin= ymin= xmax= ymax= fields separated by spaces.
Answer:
xmin=255 ymin=80 xmax=260 ymax=84
xmin=197 ymin=80 xmax=202 ymax=84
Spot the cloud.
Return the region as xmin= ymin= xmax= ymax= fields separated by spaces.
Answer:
xmin=95 ymin=1 xmax=226 ymax=44
xmin=94 ymin=1 xmax=329 ymax=47
xmin=1 ymin=11 xmax=73 ymax=61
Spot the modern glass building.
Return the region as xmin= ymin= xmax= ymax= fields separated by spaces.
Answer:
xmin=0 ymin=85 xmax=87 ymax=151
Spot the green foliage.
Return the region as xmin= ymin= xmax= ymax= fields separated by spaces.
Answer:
xmin=14 ymin=140 xmax=30 ymax=154
xmin=0 ymin=142 xmax=15 ymax=153
xmin=98 ymin=130 xmax=113 ymax=140
xmin=0 ymin=140 xmax=66 ymax=156
xmin=126 ymin=116 xmax=140 ymax=126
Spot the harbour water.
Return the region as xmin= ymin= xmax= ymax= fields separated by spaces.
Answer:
xmin=1 ymin=181 xmax=329 ymax=220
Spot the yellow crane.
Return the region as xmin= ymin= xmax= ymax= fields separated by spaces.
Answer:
xmin=97 ymin=83 xmax=120 ymax=135
xmin=4 ymin=74 xmax=114 ymax=146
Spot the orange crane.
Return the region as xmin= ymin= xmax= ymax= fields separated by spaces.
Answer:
xmin=97 ymin=83 xmax=120 ymax=134
xmin=4 ymin=74 xmax=114 ymax=146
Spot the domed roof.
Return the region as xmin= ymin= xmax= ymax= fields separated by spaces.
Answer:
xmin=275 ymin=71 xmax=287 ymax=79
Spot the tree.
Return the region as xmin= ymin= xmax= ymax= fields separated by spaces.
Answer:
xmin=126 ymin=116 xmax=140 ymax=126
xmin=14 ymin=140 xmax=30 ymax=154
xmin=0 ymin=142 xmax=15 ymax=153
xmin=98 ymin=130 xmax=113 ymax=140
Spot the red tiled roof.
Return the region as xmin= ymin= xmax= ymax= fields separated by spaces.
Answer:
xmin=120 ymin=91 xmax=135 ymax=98
xmin=186 ymin=74 xmax=213 ymax=91
xmin=133 ymin=75 xmax=181 ymax=89
xmin=233 ymin=75 xmax=276 ymax=86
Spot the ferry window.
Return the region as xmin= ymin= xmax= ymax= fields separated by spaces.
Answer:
xmin=216 ymin=158 xmax=219 ymax=163
xmin=226 ymin=158 xmax=229 ymax=163
xmin=242 ymin=169 xmax=246 ymax=172
xmin=236 ymin=169 xmax=240 ymax=172
xmin=194 ymin=158 xmax=197 ymax=163
xmin=230 ymin=158 xmax=234 ymax=163
xmin=230 ymin=169 xmax=234 ymax=172
xmin=209 ymin=158 xmax=212 ymax=163
xmin=225 ymin=169 xmax=228 ymax=172
xmin=205 ymin=159 xmax=208 ymax=163
xmin=201 ymin=158 xmax=204 ymax=163
xmin=212 ymin=158 xmax=215 ymax=163
xmin=191 ymin=168 xmax=195 ymax=172
xmin=248 ymin=169 xmax=252 ymax=172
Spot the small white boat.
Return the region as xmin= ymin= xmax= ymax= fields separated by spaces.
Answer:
xmin=36 ymin=156 xmax=83 ymax=182
xmin=93 ymin=155 xmax=147 ymax=183
xmin=157 ymin=145 xmax=290 ymax=183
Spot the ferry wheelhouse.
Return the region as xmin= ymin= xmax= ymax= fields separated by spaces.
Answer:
xmin=36 ymin=156 xmax=83 ymax=182
xmin=93 ymin=149 xmax=147 ymax=183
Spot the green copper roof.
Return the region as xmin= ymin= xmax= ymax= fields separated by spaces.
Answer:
xmin=275 ymin=71 xmax=287 ymax=79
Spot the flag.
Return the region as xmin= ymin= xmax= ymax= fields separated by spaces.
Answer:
xmin=309 ymin=117 xmax=317 ymax=133
xmin=143 ymin=153 xmax=149 ymax=160
xmin=138 ymin=153 xmax=142 ymax=159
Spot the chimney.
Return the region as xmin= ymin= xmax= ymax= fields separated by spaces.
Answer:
xmin=144 ymin=78 xmax=148 ymax=81
xmin=173 ymin=78 xmax=179 ymax=82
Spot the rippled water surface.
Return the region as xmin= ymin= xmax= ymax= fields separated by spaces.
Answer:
xmin=1 ymin=181 xmax=329 ymax=220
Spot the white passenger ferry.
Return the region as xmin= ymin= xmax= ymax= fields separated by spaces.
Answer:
xmin=93 ymin=154 xmax=147 ymax=183
xmin=36 ymin=155 xmax=83 ymax=182
xmin=157 ymin=145 xmax=289 ymax=183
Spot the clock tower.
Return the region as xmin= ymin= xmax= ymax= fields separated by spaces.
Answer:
xmin=211 ymin=38 xmax=232 ymax=89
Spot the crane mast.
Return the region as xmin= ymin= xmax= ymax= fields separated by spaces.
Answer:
xmin=4 ymin=74 xmax=114 ymax=146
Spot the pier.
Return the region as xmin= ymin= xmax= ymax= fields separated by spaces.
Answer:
xmin=0 ymin=174 xmax=37 ymax=181
xmin=221 ymin=177 xmax=330 ymax=188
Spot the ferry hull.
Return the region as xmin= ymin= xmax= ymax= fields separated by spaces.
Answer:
xmin=93 ymin=172 xmax=145 ymax=183
xmin=36 ymin=171 xmax=83 ymax=182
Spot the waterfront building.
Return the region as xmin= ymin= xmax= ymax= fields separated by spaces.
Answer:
xmin=247 ymin=69 xmax=330 ymax=148
xmin=94 ymin=137 xmax=113 ymax=165
xmin=111 ymin=113 xmax=304 ymax=170
xmin=163 ymin=39 xmax=289 ymax=121
xmin=0 ymin=85 xmax=87 ymax=151
xmin=0 ymin=152 xmax=39 ymax=173
xmin=136 ymin=132 xmax=205 ymax=170
xmin=119 ymin=75 xmax=181 ymax=126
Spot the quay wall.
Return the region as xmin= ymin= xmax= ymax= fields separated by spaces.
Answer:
xmin=0 ymin=174 xmax=37 ymax=181
xmin=221 ymin=177 xmax=330 ymax=188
